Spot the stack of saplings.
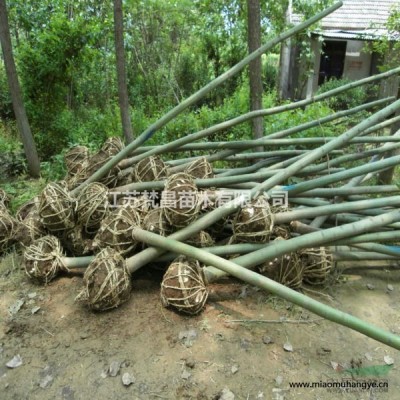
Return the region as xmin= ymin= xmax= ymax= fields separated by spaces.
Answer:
xmin=2 ymin=2 xmax=400 ymax=350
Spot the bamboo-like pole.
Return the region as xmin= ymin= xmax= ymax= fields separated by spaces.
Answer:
xmin=125 ymin=98 xmax=400 ymax=273
xmin=294 ymin=185 xmax=400 ymax=197
xmin=131 ymin=227 xmax=400 ymax=350
xmin=169 ymin=97 xmax=396 ymax=173
xmin=71 ymin=1 xmax=344 ymax=195
xmin=121 ymin=96 xmax=392 ymax=167
xmin=284 ymin=153 xmax=400 ymax=195
xmin=274 ymin=196 xmax=400 ymax=224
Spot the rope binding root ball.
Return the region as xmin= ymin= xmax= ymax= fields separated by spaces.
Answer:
xmin=134 ymin=155 xmax=169 ymax=182
xmin=24 ymin=235 xmax=66 ymax=284
xmin=163 ymin=172 xmax=201 ymax=228
xmin=39 ymin=182 xmax=76 ymax=232
xmin=76 ymin=182 xmax=109 ymax=234
xmin=0 ymin=188 xmax=10 ymax=209
xmin=0 ymin=208 xmax=17 ymax=253
xmin=301 ymin=246 xmax=333 ymax=286
xmin=64 ymin=145 xmax=89 ymax=177
xmin=77 ymin=247 xmax=131 ymax=311
xmin=142 ymin=208 xmax=171 ymax=237
xmin=92 ymin=205 xmax=141 ymax=255
xmin=184 ymin=157 xmax=214 ymax=179
xmin=160 ymin=256 xmax=208 ymax=315
xmin=258 ymin=238 xmax=304 ymax=289
xmin=233 ymin=195 xmax=274 ymax=243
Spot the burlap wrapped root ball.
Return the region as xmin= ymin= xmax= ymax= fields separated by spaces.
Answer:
xmin=24 ymin=235 xmax=66 ymax=284
xmin=161 ymin=256 xmax=208 ymax=315
xmin=258 ymin=238 xmax=304 ymax=289
xmin=163 ymin=173 xmax=201 ymax=228
xmin=0 ymin=208 xmax=17 ymax=252
xmin=39 ymin=182 xmax=76 ymax=232
xmin=77 ymin=247 xmax=131 ymax=311
xmin=13 ymin=197 xmax=45 ymax=246
xmin=134 ymin=156 xmax=169 ymax=182
xmin=92 ymin=205 xmax=141 ymax=255
xmin=301 ymin=246 xmax=333 ymax=286
xmin=184 ymin=157 xmax=214 ymax=179
xmin=76 ymin=182 xmax=109 ymax=234
xmin=233 ymin=195 xmax=274 ymax=243
xmin=142 ymin=208 xmax=171 ymax=236
xmin=64 ymin=145 xmax=89 ymax=177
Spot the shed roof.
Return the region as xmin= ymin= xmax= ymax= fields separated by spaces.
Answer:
xmin=293 ymin=0 xmax=400 ymax=32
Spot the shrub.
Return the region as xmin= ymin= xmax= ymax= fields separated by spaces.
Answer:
xmin=316 ymin=78 xmax=369 ymax=111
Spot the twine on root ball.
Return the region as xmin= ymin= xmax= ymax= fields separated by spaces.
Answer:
xmin=160 ymin=256 xmax=208 ymax=315
xmin=16 ymin=197 xmax=39 ymax=221
xmin=39 ymin=182 xmax=76 ymax=232
xmin=186 ymin=230 xmax=215 ymax=248
xmin=24 ymin=235 xmax=66 ymax=284
xmin=184 ymin=157 xmax=214 ymax=179
xmin=59 ymin=226 xmax=93 ymax=257
xmin=92 ymin=206 xmax=141 ymax=255
xmin=301 ymin=247 xmax=333 ymax=286
xmin=0 ymin=209 xmax=17 ymax=252
xmin=258 ymin=238 xmax=304 ymax=289
xmin=163 ymin=173 xmax=201 ymax=228
xmin=233 ymin=195 xmax=274 ymax=243
xmin=134 ymin=156 xmax=169 ymax=182
xmin=0 ymin=188 xmax=10 ymax=209
xmin=101 ymin=137 xmax=124 ymax=156
xmin=77 ymin=247 xmax=131 ymax=311
xmin=14 ymin=207 xmax=46 ymax=247
xmin=143 ymin=208 xmax=171 ymax=237
xmin=116 ymin=195 xmax=152 ymax=216
xmin=64 ymin=146 xmax=89 ymax=177
xmin=76 ymin=182 xmax=109 ymax=234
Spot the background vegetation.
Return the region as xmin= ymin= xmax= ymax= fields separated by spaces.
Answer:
xmin=0 ymin=0 xmax=394 ymax=192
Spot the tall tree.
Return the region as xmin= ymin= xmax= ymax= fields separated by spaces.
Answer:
xmin=247 ymin=0 xmax=264 ymax=148
xmin=0 ymin=0 xmax=40 ymax=177
xmin=113 ymin=0 xmax=134 ymax=144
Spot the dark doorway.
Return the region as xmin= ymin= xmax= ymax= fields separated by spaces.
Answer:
xmin=318 ymin=40 xmax=347 ymax=85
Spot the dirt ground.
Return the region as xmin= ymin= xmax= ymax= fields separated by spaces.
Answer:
xmin=0 ymin=251 xmax=399 ymax=400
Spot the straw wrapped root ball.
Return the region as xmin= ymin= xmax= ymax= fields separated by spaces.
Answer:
xmin=39 ymin=182 xmax=76 ymax=232
xmin=92 ymin=206 xmax=141 ymax=255
xmin=163 ymin=173 xmax=201 ymax=228
xmin=233 ymin=195 xmax=274 ymax=243
xmin=258 ymin=239 xmax=304 ymax=289
xmin=0 ymin=208 xmax=17 ymax=252
xmin=160 ymin=256 xmax=208 ymax=315
xmin=143 ymin=208 xmax=171 ymax=236
xmin=184 ymin=157 xmax=214 ymax=179
xmin=24 ymin=235 xmax=66 ymax=284
xmin=64 ymin=145 xmax=89 ymax=177
xmin=76 ymin=182 xmax=109 ymax=234
xmin=78 ymin=247 xmax=131 ymax=311
xmin=301 ymin=247 xmax=333 ymax=286
xmin=134 ymin=156 xmax=169 ymax=182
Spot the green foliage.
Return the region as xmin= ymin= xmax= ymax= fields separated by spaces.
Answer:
xmin=316 ymin=78 xmax=369 ymax=111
